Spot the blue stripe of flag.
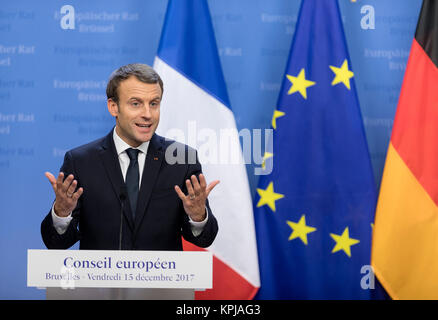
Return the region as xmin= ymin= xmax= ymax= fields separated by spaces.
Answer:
xmin=157 ymin=0 xmax=231 ymax=108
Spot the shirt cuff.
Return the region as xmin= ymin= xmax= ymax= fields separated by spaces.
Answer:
xmin=51 ymin=202 xmax=73 ymax=235
xmin=188 ymin=207 xmax=208 ymax=237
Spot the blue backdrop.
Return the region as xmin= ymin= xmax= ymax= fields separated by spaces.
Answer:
xmin=0 ymin=0 xmax=422 ymax=299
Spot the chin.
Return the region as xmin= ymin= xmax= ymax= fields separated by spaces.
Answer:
xmin=138 ymin=134 xmax=153 ymax=143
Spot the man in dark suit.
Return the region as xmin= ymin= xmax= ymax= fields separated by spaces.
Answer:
xmin=41 ymin=63 xmax=219 ymax=251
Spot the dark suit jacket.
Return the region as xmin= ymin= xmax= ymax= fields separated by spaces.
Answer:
xmin=41 ymin=130 xmax=218 ymax=250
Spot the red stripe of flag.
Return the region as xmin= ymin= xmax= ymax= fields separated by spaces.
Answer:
xmin=391 ymin=39 xmax=438 ymax=205
xmin=182 ymin=240 xmax=258 ymax=300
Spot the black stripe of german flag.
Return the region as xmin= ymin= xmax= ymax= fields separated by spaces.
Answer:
xmin=415 ymin=0 xmax=438 ymax=68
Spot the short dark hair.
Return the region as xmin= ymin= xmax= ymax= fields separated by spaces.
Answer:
xmin=106 ymin=63 xmax=163 ymax=104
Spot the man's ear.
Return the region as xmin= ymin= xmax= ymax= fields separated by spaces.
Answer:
xmin=107 ymin=99 xmax=118 ymax=117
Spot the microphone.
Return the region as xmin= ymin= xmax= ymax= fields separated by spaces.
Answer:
xmin=119 ymin=186 xmax=128 ymax=250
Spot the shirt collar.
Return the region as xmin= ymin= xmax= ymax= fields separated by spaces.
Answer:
xmin=113 ymin=127 xmax=150 ymax=156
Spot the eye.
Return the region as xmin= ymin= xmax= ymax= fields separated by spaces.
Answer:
xmin=130 ymin=101 xmax=141 ymax=107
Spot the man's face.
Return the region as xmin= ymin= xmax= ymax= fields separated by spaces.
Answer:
xmin=108 ymin=76 xmax=162 ymax=147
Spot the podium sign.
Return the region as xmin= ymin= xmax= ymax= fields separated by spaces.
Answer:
xmin=27 ymin=249 xmax=212 ymax=289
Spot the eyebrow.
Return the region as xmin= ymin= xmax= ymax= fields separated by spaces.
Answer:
xmin=128 ymin=96 xmax=161 ymax=101
xmin=128 ymin=97 xmax=143 ymax=102
xmin=149 ymin=98 xmax=161 ymax=104
xmin=127 ymin=96 xmax=161 ymax=104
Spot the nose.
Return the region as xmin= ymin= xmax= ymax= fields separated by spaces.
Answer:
xmin=140 ymin=105 xmax=152 ymax=119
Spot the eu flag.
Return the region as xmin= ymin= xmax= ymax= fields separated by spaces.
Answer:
xmin=254 ymin=0 xmax=377 ymax=299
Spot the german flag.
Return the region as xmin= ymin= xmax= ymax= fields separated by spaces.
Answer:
xmin=372 ymin=0 xmax=438 ymax=299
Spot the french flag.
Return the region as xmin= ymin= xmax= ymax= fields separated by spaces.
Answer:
xmin=154 ymin=0 xmax=260 ymax=299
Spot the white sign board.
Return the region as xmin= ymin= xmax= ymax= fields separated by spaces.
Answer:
xmin=27 ymin=249 xmax=212 ymax=289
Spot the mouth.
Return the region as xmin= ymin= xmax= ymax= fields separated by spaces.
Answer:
xmin=135 ymin=123 xmax=153 ymax=134
xmin=135 ymin=123 xmax=152 ymax=128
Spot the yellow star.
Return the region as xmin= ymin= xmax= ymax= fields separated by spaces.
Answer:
xmin=256 ymin=181 xmax=284 ymax=212
xmin=286 ymin=69 xmax=316 ymax=99
xmin=286 ymin=215 xmax=317 ymax=245
xmin=271 ymin=110 xmax=285 ymax=129
xmin=261 ymin=152 xmax=273 ymax=170
xmin=330 ymin=227 xmax=360 ymax=258
xmin=329 ymin=59 xmax=354 ymax=90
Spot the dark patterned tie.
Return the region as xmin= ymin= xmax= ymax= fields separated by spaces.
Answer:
xmin=125 ymin=148 xmax=140 ymax=218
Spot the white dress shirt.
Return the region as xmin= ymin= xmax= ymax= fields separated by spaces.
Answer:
xmin=52 ymin=128 xmax=207 ymax=236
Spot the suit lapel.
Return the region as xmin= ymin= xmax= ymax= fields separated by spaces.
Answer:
xmin=134 ymin=134 xmax=164 ymax=235
xmin=98 ymin=131 xmax=135 ymax=231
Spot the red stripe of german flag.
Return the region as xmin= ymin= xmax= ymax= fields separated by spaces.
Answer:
xmin=371 ymin=0 xmax=438 ymax=299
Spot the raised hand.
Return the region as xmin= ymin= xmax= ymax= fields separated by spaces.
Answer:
xmin=45 ymin=172 xmax=84 ymax=217
xmin=174 ymin=174 xmax=219 ymax=222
